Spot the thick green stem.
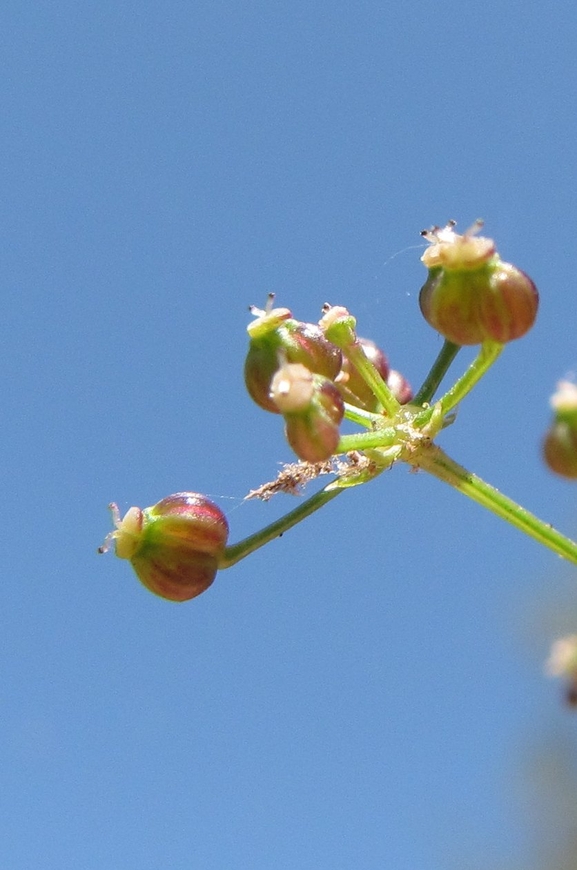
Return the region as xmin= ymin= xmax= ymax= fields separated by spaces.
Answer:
xmin=413 ymin=340 xmax=461 ymax=406
xmin=414 ymin=443 xmax=577 ymax=565
xmin=219 ymin=484 xmax=344 ymax=568
xmin=345 ymin=341 xmax=400 ymax=417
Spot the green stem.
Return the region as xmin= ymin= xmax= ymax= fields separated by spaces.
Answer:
xmin=219 ymin=483 xmax=344 ymax=568
xmin=410 ymin=342 xmax=503 ymax=432
xmin=414 ymin=443 xmax=577 ymax=566
xmin=337 ymin=427 xmax=397 ymax=452
xmin=437 ymin=341 xmax=503 ymax=416
xmin=343 ymin=402 xmax=381 ymax=429
xmin=345 ymin=341 xmax=400 ymax=417
xmin=413 ymin=340 xmax=461 ymax=406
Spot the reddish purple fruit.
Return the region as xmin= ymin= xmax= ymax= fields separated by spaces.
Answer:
xmin=99 ymin=492 xmax=229 ymax=602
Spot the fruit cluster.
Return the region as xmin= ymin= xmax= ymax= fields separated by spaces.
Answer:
xmin=244 ymin=298 xmax=412 ymax=462
xmin=101 ymin=220 xmax=577 ymax=609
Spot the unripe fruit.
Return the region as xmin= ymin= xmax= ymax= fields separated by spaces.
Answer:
xmin=318 ymin=305 xmax=357 ymax=349
xmin=99 ymin=493 xmax=229 ymax=602
xmin=543 ymin=422 xmax=577 ymax=479
xmin=419 ymin=221 xmax=538 ymax=345
xmin=270 ymin=362 xmax=344 ymax=462
xmin=543 ymin=381 xmax=577 ymax=479
xmin=245 ymin=304 xmax=342 ymax=413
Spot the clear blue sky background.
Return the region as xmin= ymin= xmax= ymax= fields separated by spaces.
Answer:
xmin=2 ymin=2 xmax=577 ymax=868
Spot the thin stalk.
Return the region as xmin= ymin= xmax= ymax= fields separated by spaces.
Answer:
xmin=413 ymin=340 xmax=461 ymax=406
xmin=343 ymin=402 xmax=381 ymax=428
xmin=219 ymin=484 xmax=344 ymax=568
xmin=437 ymin=341 xmax=503 ymax=415
xmin=414 ymin=443 xmax=577 ymax=565
xmin=411 ymin=342 xmax=503 ymax=431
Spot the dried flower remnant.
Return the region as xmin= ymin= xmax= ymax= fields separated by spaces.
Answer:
xmin=245 ymin=452 xmax=375 ymax=501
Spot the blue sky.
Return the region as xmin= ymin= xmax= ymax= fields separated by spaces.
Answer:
xmin=2 ymin=2 xmax=577 ymax=868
